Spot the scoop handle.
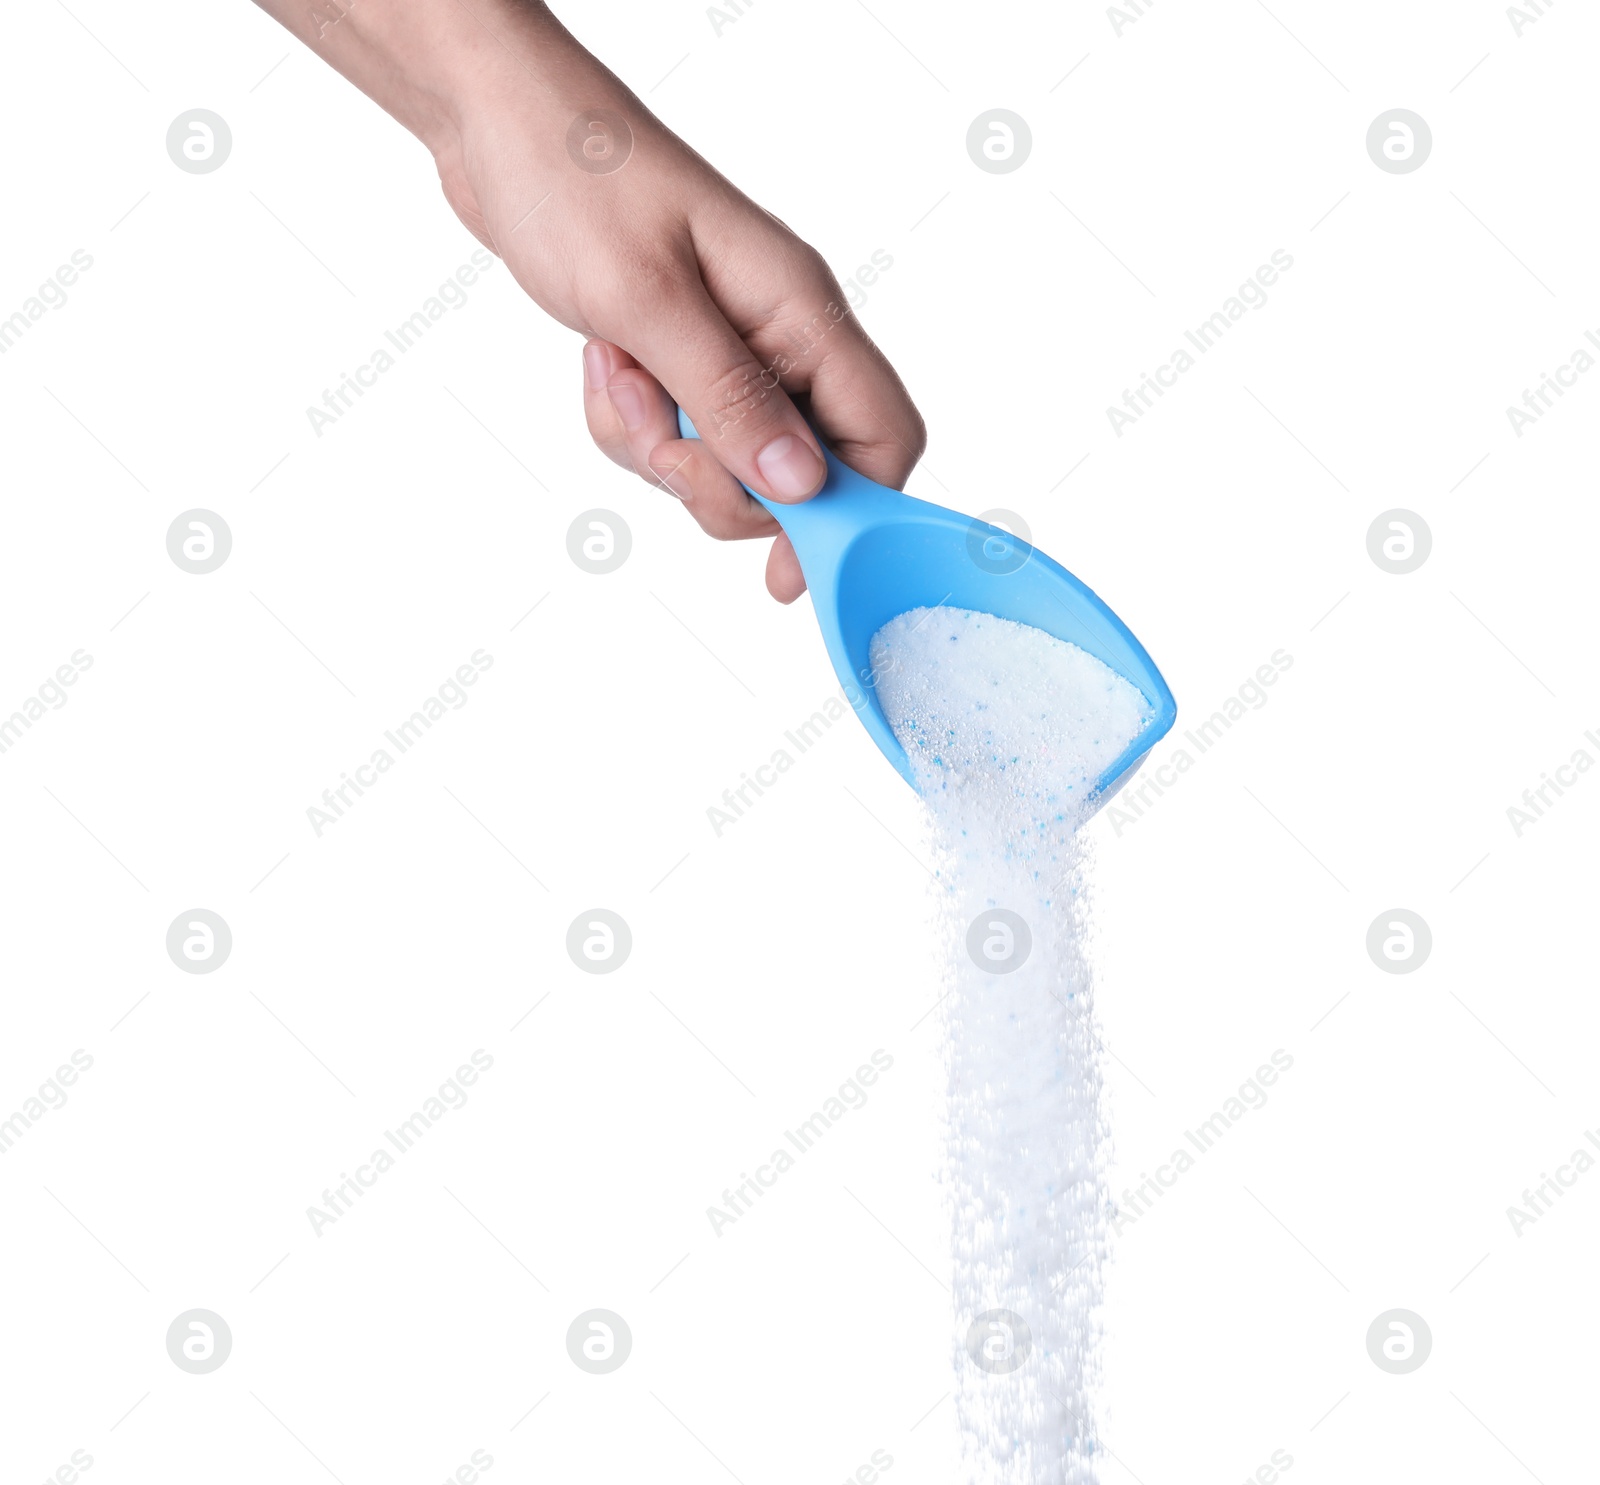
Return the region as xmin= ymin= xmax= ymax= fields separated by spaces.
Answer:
xmin=673 ymin=406 xmax=774 ymax=516
xmin=672 ymin=404 xmax=900 ymax=565
xmin=675 ymin=405 xmax=801 ymax=521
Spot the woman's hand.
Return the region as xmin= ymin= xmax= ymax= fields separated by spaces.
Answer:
xmin=255 ymin=0 xmax=926 ymax=600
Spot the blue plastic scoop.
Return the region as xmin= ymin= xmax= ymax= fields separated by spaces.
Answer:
xmin=677 ymin=410 xmax=1176 ymax=810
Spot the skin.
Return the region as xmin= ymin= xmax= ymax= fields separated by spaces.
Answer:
xmin=252 ymin=0 xmax=926 ymax=601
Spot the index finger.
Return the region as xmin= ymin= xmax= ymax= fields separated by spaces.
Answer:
xmin=801 ymin=316 xmax=927 ymax=491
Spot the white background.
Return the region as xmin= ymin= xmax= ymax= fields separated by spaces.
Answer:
xmin=2 ymin=0 xmax=1596 ymax=1481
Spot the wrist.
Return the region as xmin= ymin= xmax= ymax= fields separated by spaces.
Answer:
xmin=289 ymin=0 xmax=581 ymax=160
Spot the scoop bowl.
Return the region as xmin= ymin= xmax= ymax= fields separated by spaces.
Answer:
xmin=677 ymin=409 xmax=1177 ymax=810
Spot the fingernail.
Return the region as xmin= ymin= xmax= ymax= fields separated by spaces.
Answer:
xmin=583 ymin=341 xmax=611 ymax=391
xmin=755 ymin=434 xmax=823 ymax=500
xmin=649 ymin=461 xmax=692 ymax=501
xmin=608 ymin=380 xmax=647 ymax=433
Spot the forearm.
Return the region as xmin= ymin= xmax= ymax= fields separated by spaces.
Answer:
xmin=250 ymin=0 xmax=615 ymax=160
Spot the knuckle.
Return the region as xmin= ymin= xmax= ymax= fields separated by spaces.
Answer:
xmin=778 ymin=248 xmax=848 ymax=321
xmin=585 ymin=420 xmax=634 ymax=471
xmin=702 ymin=515 xmax=743 ymax=542
xmin=581 ymin=407 xmax=629 ymax=468
xmin=791 ymin=246 xmax=851 ymax=323
xmin=699 ymin=501 xmax=765 ymax=542
xmin=793 ymin=243 xmax=838 ymax=294
xmin=904 ymin=406 xmax=929 ymax=462
xmin=699 ymin=357 xmax=786 ymax=441
xmin=627 ymin=251 xmax=693 ymax=302
xmin=577 ymin=239 xmax=694 ymax=328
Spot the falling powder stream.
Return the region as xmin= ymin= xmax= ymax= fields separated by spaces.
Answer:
xmin=870 ymin=607 xmax=1153 ymax=1485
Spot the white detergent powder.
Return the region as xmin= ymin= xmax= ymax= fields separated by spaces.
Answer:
xmin=869 ymin=607 xmax=1152 ymax=1485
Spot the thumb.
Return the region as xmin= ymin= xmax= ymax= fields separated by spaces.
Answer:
xmin=616 ymin=273 xmax=827 ymax=505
